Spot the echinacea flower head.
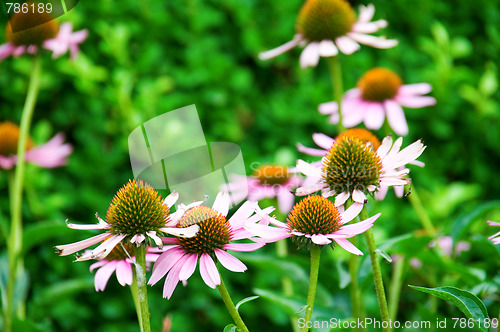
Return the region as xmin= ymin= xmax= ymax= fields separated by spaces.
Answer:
xmin=0 ymin=121 xmax=72 ymax=170
xmin=0 ymin=4 xmax=87 ymax=61
xmin=319 ymin=68 xmax=436 ymax=135
xmin=148 ymin=192 xmax=272 ymax=299
xmin=245 ymin=195 xmax=380 ymax=254
xmin=89 ymin=241 xmax=159 ymax=292
xmin=259 ymin=1 xmax=397 ymax=68
xmin=296 ymin=135 xmax=425 ymax=206
xmin=223 ymin=164 xmax=302 ymax=213
xmin=487 ymin=220 xmax=500 ymax=245
xmin=55 ymin=180 xmax=199 ymax=261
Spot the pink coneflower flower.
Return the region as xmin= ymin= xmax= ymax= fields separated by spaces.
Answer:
xmin=148 ymin=192 xmax=272 ymax=299
xmin=297 ymin=129 xmax=424 ymax=200
xmin=319 ymin=68 xmax=436 ymax=136
xmin=487 ymin=220 xmax=500 ymax=245
xmin=246 ymin=195 xmax=380 ymax=254
xmin=88 ymin=242 xmax=159 ymax=291
xmin=0 ymin=121 xmax=72 ymax=170
xmin=0 ymin=6 xmax=87 ymax=61
xmin=259 ymin=1 xmax=397 ymax=68
xmin=55 ymin=180 xmax=199 ymax=261
xmin=223 ymin=165 xmax=303 ymax=213
xmin=295 ymin=135 xmax=425 ymax=207
xmin=429 ymin=236 xmax=470 ymax=257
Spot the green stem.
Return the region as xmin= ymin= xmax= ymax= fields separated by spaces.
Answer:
xmin=407 ymin=185 xmax=436 ymax=236
xmin=348 ymin=236 xmax=364 ymax=331
xmin=217 ymin=275 xmax=249 ymax=332
xmin=129 ymin=274 xmax=143 ymax=331
xmin=327 ymin=56 xmax=346 ymax=133
xmin=5 ymin=55 xmax=42 ymax=332
xmin=134 ymin=244 xmax=151 ymax=332
xmin=388 ymin=255 xmax=405 ymax=322
xmin=301 ymin=245 xmax=322 ymax=332
xmin=362 ymin=207 xmax=390 ymax=332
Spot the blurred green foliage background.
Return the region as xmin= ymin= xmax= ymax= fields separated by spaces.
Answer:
xmin=1 ymin=0 xmax=500 ymax=331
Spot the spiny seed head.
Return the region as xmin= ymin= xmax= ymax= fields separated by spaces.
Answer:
xmin=0 ymin=121 xmax=33 ymax=156
xmin=177 ymin=206 xmax=232 ymax=255
xmin=358 ymin=68 xmax=402 ymax=102
xmin=335 ymin=128 xmax=381 ymax=151
xmin=296 ymin=0 xmax=355 ymax=42
xmin=253 ymin=165 xmax=289 ymax=186
xmin=322 ymin=136 xmax=382 ymax=194
xmin=103 ymin=241 xmax=135 ymax=261
xmin=106 ymin=179 xmax=169 ymax=237
xmin=5 ymin=3 xmax=58 ymax=46
xmin=287 ymin=196 xmax=341 ymax=248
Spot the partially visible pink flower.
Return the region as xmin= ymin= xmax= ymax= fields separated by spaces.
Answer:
xmin=0 ymin=121 xmax=72 ymax=170
xmin=245 ymin=195 xmax=380 ymax=254
xmin=429 ymin=236 xmax=470 ymax=257
xmin=319 ymin=68 xmax=436 ymax=136
xmin=259 ymin=2 xmax=397 ymax=68
xmin=487 ymin=220 xmax=500 ymax=245
xmin=296 ymin=135 xmax=425 ymax=206
xmin=409 ymin=258 xmax=422 ymax=269
xmin=55 ymin=182 xmax=199 ymax=261
xmin=148 ymin=192 xmax=273 ymax=299
xmin=43 ymin=23 xmax=88 ymax=60
xmin=222 ymin=165 xmax=303 ymax=213
xmin=88 ymin=245 xmax=159 ymax=291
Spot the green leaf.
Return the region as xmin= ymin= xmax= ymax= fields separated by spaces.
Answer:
xmin=375 ymin=249 xmax=392 ymax=263
xmin=223 ymin=324 xmax=237 ymax=332
xmin=336 ymin=259 xmax=350 ymax=289
xmin=409 ymin=285 xmax=489 ymax=331
xmin=235 ymin=296 xmax=259 ymax=312
xmin=253 ymin=288 xmax=304 ymax=316
xmin=22 ymin=220 xmax=73 ymax=254
xmin=34 ymin=278 xmax=94 ymax=306
xmin=451 ymin=201 xmax=500 ymax=243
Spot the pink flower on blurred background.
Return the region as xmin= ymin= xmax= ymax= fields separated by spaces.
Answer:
xmin=259 ymin=2 xmax=397 ymax=68
xmin=88 ymin=244 xmax=159 ymax=291
xmin=487 ymin=220 xmax=500 ymax=245
xmin=0 ymin=121 xmax=72 ymax=170
xmin=429 ymin=236 xmax=470 ymax=257
xmin=222 ymin=165 xmax=302 ymax=214
xmin=319 ymin=68 xmax=436 ymax=136
xmin=148 ymin=192 xmax=273 ymax=299
xmin=246 ymin=195 xmax=380 ymax=254
xmin=0 ymin=9 xmax=87 ymax=61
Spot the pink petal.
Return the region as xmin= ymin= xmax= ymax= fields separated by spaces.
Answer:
xmin=55 ymin=232 xmax=111 ymax=256
xmin=297 ymin=143 xmax=326 ymax=156
xmin=334 ymin=192 xmax=350 ymax=206
xmin=199 ymin=254 xmax=220 ymax=288
xmin=160 ymin=224 xmax=199 ymax=237
xmin=224 ymin=242 xmax=265 ymax=252
xmin=296 ymin=160 xmax=322 ymax=177
xmin=384 ymin=100 xmax=408 ymax=136
xmin=394 ymin=185 xmax=404 ymax=198
xmin=347 ymin=32 xmax=398 ymax=49
xmin=358 ymin=4 xmax=375 ymax=23
xmin=89 ymin=260 xmax=107 ymax=272
xmin=178 ymin=253 xmax=199 ymax=281
xmin=395 ymin=95 xmax=436 ymax=109
xmin=318 ymin=101 xmax=338 ymax=116
xmin=335 ymin=36 xmax=360 ymax=54
xmin=311 ymin=234 xmax=331 ymax=245
xmin=352 ymin=189 xmax=367 ymax=203
xmin=487 ymin=220 xmax=500 ymax=227
xmin=277 ymin=190 xmax=295 ymax=214
xmin=363 ymin=102 xmax=385 ymax=130
xmin=163 ymin=255 xmax=190 ymax=299
xmin=300 ymin=42 xmax=320 ymax=68
xmin=94 ymin=261 xmax=117 ymax=291
xmin=296 ymin=182 xmax=324 ymax=196
xmin=0 ymin=42 xmax=15 ymax=61
xmin=374 ymin=185 xmax=388 ymax=201
xmin=318 ymin=40 xmax=338 ymax=57
xmin=333 ymin=238 xmax=363 ymax=255
xmin=244 ymin=222 xmax=289 ymax=240
xmin=212 ymin=192 xmax=230 ymax=216
xmin=312 ymin=133 xmax=335 ymax=150
xmin=163 ymin=191 xmax=179 ymax=208
xmin=227 ymin=201 xmax=258 ymax=229
xmin=398 ymin=83 xmax=432 ymax=96
xmin=0 ymin=155 xmax=16 ymax=169
xmin=149 ymin=247 xmax=185 ymax=285
xmin=25 ymin=133 xmax=72 ymax=168
xmin=214 ymin=249 xmax=247 ymax=272
xmin=258 ymin=34 xmax=303 ymax=60
xmin=116 ymin=260 xmax=133 ymax=286
xmin=340 ymin=202 xmax=363 ymax=224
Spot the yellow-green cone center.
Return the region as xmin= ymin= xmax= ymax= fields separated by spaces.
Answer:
xmin=335 ymin=128 xmax=381 ymax=151
xmin=177 ymin=206 xmax=232 ymax=255
xmin=296 ymin=0 xmax=356 ymax=42
xmin=322 ymin=137 xmax=382 ymax=194
xmin=0 ymin=121 xmax=33 ymax=156
xmin=5 ymin=3 xmax=59 ymax=46
xmin=358 ymin=68 xmax=402 ymax=102
xmin=106 ymin=179 xmax=170 ymax=237
xmin=253 ymin=165 xmax=289 ymax=186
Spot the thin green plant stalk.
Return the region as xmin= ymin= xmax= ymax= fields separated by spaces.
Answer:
xmin=216 ymin=275 xmax=250 ymax=332
xmin=134 ymin=244 xmax=151 ymax=332
xmin=129 ymin=274 xmax=143 ymax=331
xmin=301 ymin=245 xmax=322 ymax=332
xmin=348 ymin=236 xmax=364 ymax=332
xmin=388 ymin=255 xmax=405 ymax=322
xmin=361 ymin=206 xmax=390 ymax=332
xmin=407 ymin=185 xmax=436 ymax=236
xmin=327 ymin=56 xmax=346 ymax=133
xmin=5 ymin=54 xmax=42 ymax=332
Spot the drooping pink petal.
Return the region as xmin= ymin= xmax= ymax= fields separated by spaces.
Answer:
xmin=25 ymin=133 xmax=72 ymax=168
xmin=163 ymin=255 xmax=190 ymax=299
xmin=149 ymin=247 xmax=185 ymax=285
xmin=335 ymin=36 xmax=360 ymax=54
xmin=199 ymin=254 xmax=220 ymax=288
xmin=94 ymin=261 xmax=118 ymax=291
xmin=160 ymin=224 xmax=199 ymax=237
xmin=363 ymin=102 xmax=385 ymax=129
xmin=347 ymin=32 xmax=398 ymax=49
xmin=333 ymin=238 xmax=363 ymax=255
xmin=376 ymin=136 xmax=393 ymax=159
xmin=310 ymin=234 xmax=331 ymax=245
xmin=334 ymin=191 xmax=350 ymax=206
xmin=384 ymin=100 xmax=409 ymax=136
xmin=178 ymin=253 xmax=199 ymax=281
xmin=0 ymin=42 xmax=15 ymax=61
xmin=318 ymin=39 xmax=338 ymax=57
xmin=374 ymin=185 xmax=388 ymax=201
xmin=65 ymin=219 xmax=109 ymax=230
xmin=224 ymin=242 xmax=265 ymax=252
xmin=215 ymin=249 xmax=247 ymax=272
xmin=0 ymin=155 xmax=16 ymax=169
xmin=244 ymin=222 xmax=289 ymax=240
xmin=358 ymin=4 xmax=375 ymax=23
xmin=297 ymin=143 xmax=326 ymax=156
xmin=312 ymin=133 xmax=335 ymax=150
xmin=115 ymin=260 xmax=133 ymax=286
xmin=55 ymin=232 xmax=111 ymax=256
xmin=487 ymin=220 xmax=500 ymax=227
xmin=258 ymin=34 xmax=303 ymax=60
xmin=89 ymin=260 xmax=107 ymax=272
xmin=352 ymin=189 xmax=367 ymax=203
xmin=296 ymin=182 xmax=324 ymax=196
xmin=318 ymin=101 xmax=338 ymax=116
xmin=277 ymin=190 xmax=295 ymax=214
xmin=339 ymin=202 xmax=363 ymax=224
xmin=300 ymin=42 xmax=320 ymax=68
xmin=296 ymin=160 xmax=322 ymax=178
xmin=394 ymin=185 xmax=404 ymax=198
xmin=396 ymin=95 xmax=436 ymax=109
xmin=83 ymin=234 xmax=127 ymax=261
xmin=398 ymin=83 xmax=433 ymax=96
xmin=163 ymin=191 xmax=179 ymax=208
xmin=212 ymin=192 xmax=230 ymax=216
